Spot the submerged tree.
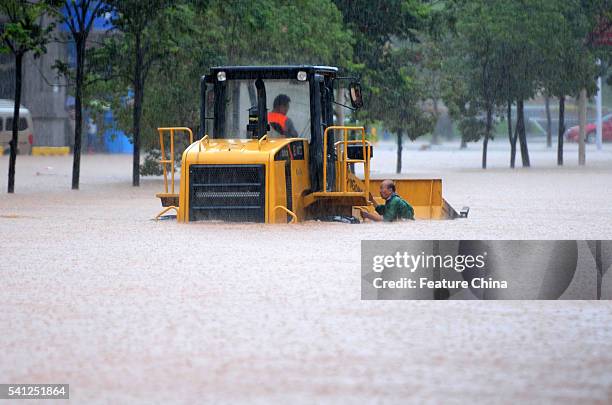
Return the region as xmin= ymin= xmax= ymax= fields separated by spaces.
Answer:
xmin=368 ymin=47 xmax=435 ymax=173
xmin=540 ymin=0 xmax=602 ymax=166
xmin=445 ymin=0 xmax=500 ymax=169
xmin=103 ymin=0 xmax=178 ymax=187
xmin=0 ymin=0 xmax=58 ymax=193
xmin=55 ymin=0 xmax=105 ymax=190
xmin=334 ymin=0 xmax=431 ymax=170
xmin=444 ymin=0 xmax=569 ymax=169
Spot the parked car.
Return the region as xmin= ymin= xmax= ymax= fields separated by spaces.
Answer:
xmin=0 ymin=99 xmax=35 ymax=155
xmin=565 ymin=113 xmax=612 ymax=143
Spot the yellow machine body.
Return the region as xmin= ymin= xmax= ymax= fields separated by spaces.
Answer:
xmin=153 ymin=66 xmax=462 ymax=222
xmin=177 ymin=136 xmax=311 ymax=223
xmin=362 ymin=179 xmax=457 ymax=220
xmin=155 ymin=126 xmax=459 ymax=223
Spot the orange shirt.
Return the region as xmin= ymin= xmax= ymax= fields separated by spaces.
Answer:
xmin=268 ymin=111 xmax=288 ymax=133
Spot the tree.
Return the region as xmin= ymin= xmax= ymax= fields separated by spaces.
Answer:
xmin=445 ymin=0 xmax=503 ymax=169
xmin=418 ymin=37 xmax=444 ymax=145
xmin=540 ymin=0 xmax=604 ymax=166
xmin=90 ymin=2 xmax=202 ymax=152
xmin=104 ymin=0 xmax=178 ymax=187
xmin=56 ymin=0 xmax=105 ymax=190
xmin=334 ymin=0 xmax=432 ymax=172
xmin=368 ymin=47 xmax=434 ymax=173
xmin=544 ymin=94 xmax=552 ymax=148
xmin=445 ymin=0 xmax=566 ymax=168
xmin=0 ymin=0 xmax=58 ymax=193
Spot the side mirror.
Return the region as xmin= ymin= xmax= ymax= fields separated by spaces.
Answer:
xmin=349 ymin=82 xmax=363 ymax=109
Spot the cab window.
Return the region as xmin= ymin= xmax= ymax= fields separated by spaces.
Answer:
xmin=216 ymin=79 xmax=311 ymax=141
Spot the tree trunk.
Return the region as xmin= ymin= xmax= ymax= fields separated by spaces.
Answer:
xmin=132 ymin=34 xmax=143 ymax=187
xmin=516 ymin=99 xmax=530 ymax=167
xmin=545 ymin=94 xmax=552 ymax=148
xmin=578 ymin=88 xmax=586 ymax=166
xmin=482 ymin=105 xmax=492 ymax=169
xmin=396 ymin=129 xmax=403 ymax=174
xmin=512 ymin=100 xmax=522 ymax=168
xmin=335 ymin=87 xmax=345 ymax=126
xmin=7 ymin=52 xmax=23 ymax=193
xmin=72 ymin=37 xmax=86 ymax=190
xmin=460 ymin=134 xmax=467 ymax=149
xmin=507 ymin=99 xmax=516 ymax=168
xmin=557 ymin=96 xmax=565 ymax=166
xmin=431 ymin=98 xmax=440 ymax=145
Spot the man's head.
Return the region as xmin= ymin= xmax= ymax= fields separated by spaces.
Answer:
xmin=273 ymin=94 xmax=291 ymax=115
xmin=379 ymin=179 xmax=396 ymax=200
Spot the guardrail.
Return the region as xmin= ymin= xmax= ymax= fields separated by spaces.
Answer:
xmin=322 ymin=126 xmax=370 ymax=196
xmin=157 ymin=127 xmax=193 ymax=195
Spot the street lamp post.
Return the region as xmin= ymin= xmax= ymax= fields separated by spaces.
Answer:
xmin=596 ymin=59 xmax=603 ymax=150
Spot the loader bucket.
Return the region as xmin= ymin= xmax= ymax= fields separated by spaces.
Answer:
xmin=367 ymin=179 xmax=459 ymax=220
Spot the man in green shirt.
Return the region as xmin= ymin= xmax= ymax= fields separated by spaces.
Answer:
xmin=361 ymin=180 xmax=414 ymax=222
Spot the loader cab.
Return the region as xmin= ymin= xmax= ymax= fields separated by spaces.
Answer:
xmin=199 ymin=66 xmax=362 ymax=192
xmin=200 ymin=65 xmax=343 ymax=140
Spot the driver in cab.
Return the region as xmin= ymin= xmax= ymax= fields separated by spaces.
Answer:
xmin=268 ymin=94 xmax=299 ymax=137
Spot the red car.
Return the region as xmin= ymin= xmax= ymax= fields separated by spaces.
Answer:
xmin=565 ymin=113 xmax=612 ymax=143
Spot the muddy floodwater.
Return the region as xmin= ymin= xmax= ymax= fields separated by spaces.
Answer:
xmin=2 ymin=140 xmax=612 ymax=403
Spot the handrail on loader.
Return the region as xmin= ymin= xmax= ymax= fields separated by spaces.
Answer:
xmin=323 ymin=126 xmax=370 ymax=197
xmin=198 ymin=134 xmax=209 ymax=152
xmin=157 ymin=127 xmax=193 ymax=195
xmin=273 ymin=205 xmax=298 ymax=224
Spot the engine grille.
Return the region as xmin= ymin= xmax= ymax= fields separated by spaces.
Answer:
xmin=189 ymin=164 xmax=265 ymax=222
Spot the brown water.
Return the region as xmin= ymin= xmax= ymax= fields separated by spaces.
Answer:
xmin=1 ymin=144 xmax=612 ymax=403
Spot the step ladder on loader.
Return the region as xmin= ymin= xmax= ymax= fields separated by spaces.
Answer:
xmin=155 ymin=127 xmax=193 ymax=219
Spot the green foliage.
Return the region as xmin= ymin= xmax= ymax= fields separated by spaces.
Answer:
xmin=204 ymin=0 xmax=352 ymax=65
xmin=367 ymin=46 xmax=435 ymax=138
xmin=89 ymin=3 xmax=202 ymax=148
xmin=445 ymin=0 xmax=608 ymax=114
xmin=434 ymin=20 xmax=479 ymax=143
xmin=334 ymin=0 xmax=434 ymax=139
xmin=458 ymin=117 xmax=488 ymax=143
xmin=539 ymin=0 xmax=604 ymax=99
xmin=0 ymin=0 xmax=59 ymax=57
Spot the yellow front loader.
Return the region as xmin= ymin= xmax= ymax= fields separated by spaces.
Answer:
xmin=154 ymin=66 xmax=464 ymax=223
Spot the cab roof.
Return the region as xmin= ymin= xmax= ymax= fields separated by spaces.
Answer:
xmin=208 ymin=65 xmax=339 ymax=80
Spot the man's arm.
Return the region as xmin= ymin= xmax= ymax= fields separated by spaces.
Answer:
xmin=360 ymin=206 xmax=383 ymax=222
xmin=285 ymin=118 xmax=299 ymax=137
xmin=404 ymin=204 xmax=415 ymax=220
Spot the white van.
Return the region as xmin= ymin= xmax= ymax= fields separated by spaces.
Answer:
xmin=0 ymin=99 xmax=35 ymax=155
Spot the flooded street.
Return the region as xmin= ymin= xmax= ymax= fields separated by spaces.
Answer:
xmin=2 ymin=142 xmax=612 ymax=403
